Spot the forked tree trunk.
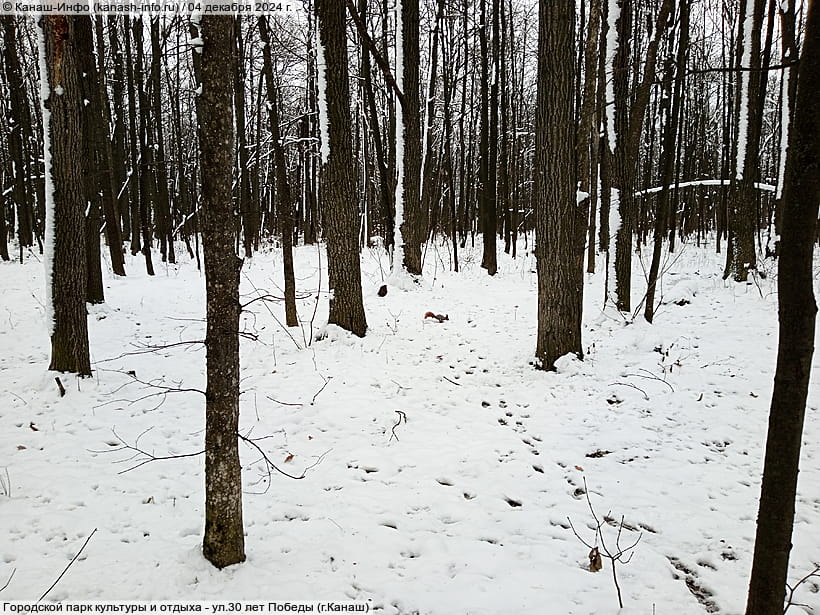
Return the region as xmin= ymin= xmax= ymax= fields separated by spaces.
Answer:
xmin=198 ymin=14 xmax=246 ymax=570
xmin=745 ymin=1 xmax=820 ymax=611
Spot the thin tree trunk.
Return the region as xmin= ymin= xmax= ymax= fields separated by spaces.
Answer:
xmin=745 ymin=1 xmax=820 ymax=611
xmin=259 ymin=16 xmax=298 ymax=328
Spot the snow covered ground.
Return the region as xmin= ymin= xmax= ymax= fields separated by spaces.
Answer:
xmin=1 ymin=238 xmax=818 ymax=614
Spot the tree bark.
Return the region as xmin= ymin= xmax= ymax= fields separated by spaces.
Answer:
xmin=41 ymin=15 xmax=91 ymax=376
xmin=399 ymin=0 xmax=423 ymax=275
xmin=317 ymin=0 xmax=368 ymax=336
xmin=198 ymin=14 xmax=246 ymax=570
xmin=534 ymin=0 xmax=581 ymax=370
xmin=745 ymin=1 xmax=820 ymax=611
xmin=259 ymin=16 xmax=298 ymax=328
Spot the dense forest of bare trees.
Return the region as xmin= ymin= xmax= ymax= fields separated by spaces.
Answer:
xmin=1 ymin=0 xmax=817 ymax=610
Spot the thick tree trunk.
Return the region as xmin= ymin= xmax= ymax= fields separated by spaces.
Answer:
xmin=745 ymin=1 xmax=820 ymax=611
xmin=41 ymin=15 xmax=91 ymax=376
xmin=198 ymin=14 xmax=246 ymax=570
xmin=399 ymin=0 xmax=423 ymax=275
xmin=534 ymin=0 xmax=581 ymax=370
xmin=725 ymin=0 xmax=766 ymax=282
xmin=317 ymin=0 xmax=368 ymax=337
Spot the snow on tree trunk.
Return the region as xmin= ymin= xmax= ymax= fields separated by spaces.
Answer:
xmin=735 ymin=0 xmax=754 ymax=179
xmin=392 ymin=0 xmax=406 ymax=273
xmin=605 ymin=0 xmax=620 ymax=153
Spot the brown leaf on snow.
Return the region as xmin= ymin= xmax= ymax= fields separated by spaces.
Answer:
xmin=284 ymin=454 xmax=294 ymax=463
xmin=29 ymin=422 xmax=39 ymax=431
xmin=17 ymin=445 xmax=26 ymax=450
xmin=575 ymin=465 xmax=584 ymax=472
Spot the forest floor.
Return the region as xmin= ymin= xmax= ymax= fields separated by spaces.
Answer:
xmin=1 ymin=237 xmax=819 ymax=614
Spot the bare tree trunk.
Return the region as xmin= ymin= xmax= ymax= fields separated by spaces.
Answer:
xmin=534 ymin=0 xmax=581 ymax=370
xmin=259 ymin=16 xmax=298 ymax=327
xmin=198 ymin=14 xmax=246 ymax=570
xmin=645 ymin=0 xmax=688 ymax=323
xmin=41 ymin=15 xmax=91 ymax=376
xmin=150 ymin=17 xmax=175 ymax=264
xmin=399 ymin=0 xmax=423 ymax=275
xmin=317 ymin=0 xmax=368 ymax=336
xmin=745 ymin=1 xmax=820 ymax=611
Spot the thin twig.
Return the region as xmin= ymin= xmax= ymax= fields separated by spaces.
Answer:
xmin=38 ymin=529 xmax=97 ymax=602
xmin=390 ymin=411 xmax=407 ymax=442
xmin=0 ymin=568 xmax=15 ymax=593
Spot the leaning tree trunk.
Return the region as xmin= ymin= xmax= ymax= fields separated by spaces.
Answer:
xmin=40 ymin=15 xmax=91 ymax=376
xmin=745 ymin=1 xmax=820 ymax=611
xmin=198 ymin=14 xmax=246 ymax=570
xmin=259 ymin=16 xmax=298 ymax=328
xmin=317 ymin=0 xmax=368 ymax=337
xmin=534 ymin=0 xmax=581 ymax=370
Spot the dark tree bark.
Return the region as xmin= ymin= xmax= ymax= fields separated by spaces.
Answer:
xmin=107 ymin=16 xmax=130 ymax=242
xmin=354 ymin=0 xmax=394 ymax=251
xmin=745 ymin=1 xmax=820 ymax=611
xmin=612 ymin=0 xmax=673 ymax=312
xmin=317 ymin=0 xmax=367 ymax=336
xmin=198 ymin=14 xmax=246 ymax=570
xmin=94 ymin=16 xmax=126 ymax=276
xmin=75 ymin=15 xmax=105 ymax=305
xmin=2 ymin=16 xmax=34 ymax=259
xmin=578 ymin=0 xmax=603 ymax=274
xmin=124 ymin=18 xmax=142 ymax=256
xmin=41 ymin=15 xmax=91 ymax=376
xmin=645 ymin=0 xmax=688 ymax=323
xmin=725 ymin=0 xmax=766 ymax=282
xmin=399 ymin=0 xmax=423 ymax=275
xmin=234 ymin=21 xmax=255 ymax=259
xmin=150 ymin=16 xmax=175 ymax=265
xmin=133 ymin=18 xmax=155 ymax=276
xmin=534 ymin=0 xmax=581 ymax=370
xmin=259 ymin=16 xmax=298 ymax=328
xmin=478 ymin=0 xmax=497 ymax=275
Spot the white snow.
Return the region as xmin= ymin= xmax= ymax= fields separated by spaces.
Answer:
xmin=2 ymin=239 xmax=817 ymax=611
xmin=36 ymin=18 xmax=55 ymax=337
xmin=605 ymin=0 xmax=620 ymax=153
xmin=315 ymin=25 xmax=330 ymax=167
xmin=775 ymin=70 xmax=791 ymax=201
xmin=735 ymin=0 xmax=754 ymax=179
xmin=636 ymin=178 xmax=777 ymax=196
xmin=392 ymin=0 xmax=406 ymax=273
xmin=607 ymin=187 xmax=621 ymax=303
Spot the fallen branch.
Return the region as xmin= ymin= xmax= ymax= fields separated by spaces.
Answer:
xmin=0 ymin=568 xmax=15 ymax=593
xmin=390 ymin=411 xmax=407 ymax=443
xmin=38 ymin=529 xmax=97 ymax=602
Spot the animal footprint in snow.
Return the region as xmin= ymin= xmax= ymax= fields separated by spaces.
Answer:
xmin=436 ymin=478 xmax=454 ymax=486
